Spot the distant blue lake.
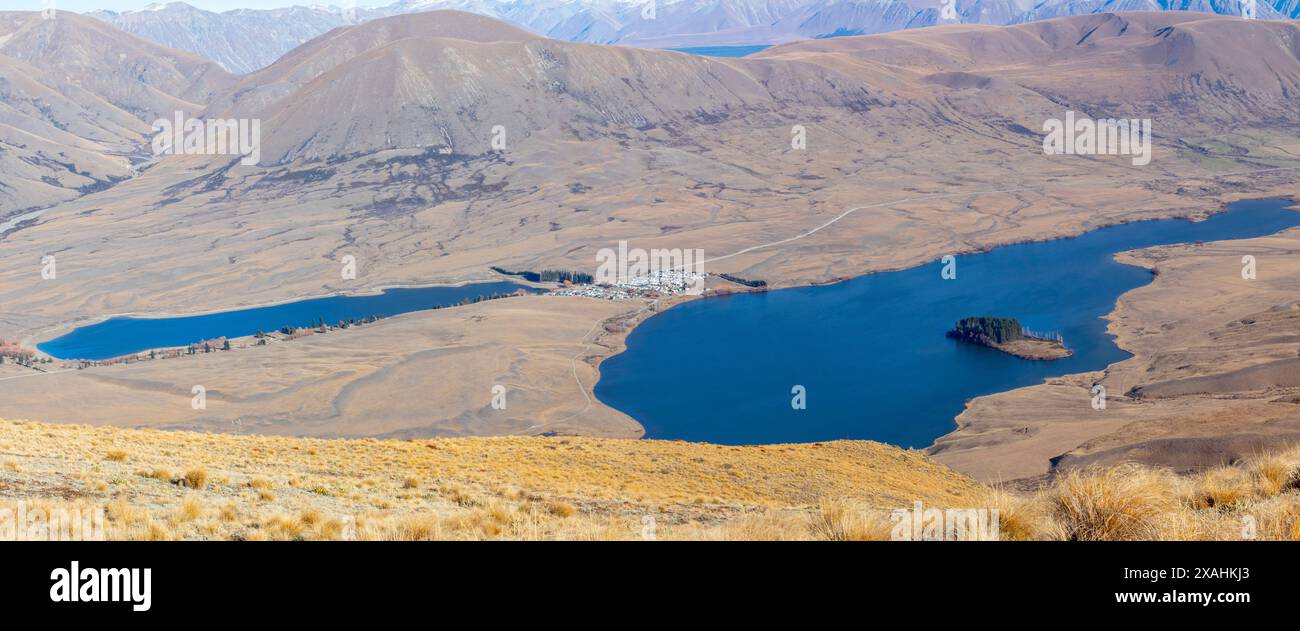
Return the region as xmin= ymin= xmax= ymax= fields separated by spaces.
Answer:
xmin=594 ymin=198 xmax=1300 ymax=448
xmin=38 ymin=282 xmax=533 ymax=360
xmin=669 ymin=44 xmax=772 ymax=57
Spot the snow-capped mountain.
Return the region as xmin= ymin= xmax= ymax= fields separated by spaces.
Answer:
xmin=88 ymin=2 xmax=353 ymax=73
xmin=89 ymin=0 xmax=1296 ymax=74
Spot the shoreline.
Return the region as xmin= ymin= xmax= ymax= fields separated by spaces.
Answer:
xmin=9 ymin=193 xmax=1298 ymax=452
xmin=583 ymin=194 xmax=1299 ymax=449
xmin=22 ymin=274 xmax=549 ymax=356
xmin=957 ymin=335 xmax=1073 ymax=361
xmin=927 ymin=197 xmax=1300 ymax=481
xmin=16 ymin=185 xmax=1295 ymax=349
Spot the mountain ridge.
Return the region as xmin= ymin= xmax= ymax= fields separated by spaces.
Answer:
xmin=90 ymin=0 xmax=1299 ymax=74
xmin=0 ymin=11 xmax=233 ymax=219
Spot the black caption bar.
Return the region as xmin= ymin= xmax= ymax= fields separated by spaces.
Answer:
xmin=1 ymin=541 xmax=1288 ymax=620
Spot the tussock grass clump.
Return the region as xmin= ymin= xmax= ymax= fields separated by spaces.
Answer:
xmin=106 ymin=498 xmax=148 ymax=526
xmin=1047 ymin=464 xmax=1178 ymax=541
xmin=262 ymin=514 xmax=306 ymax=541
xmin=316 ymin=518 xmax=349 ymax=540
xmin=1247 ymin=496 xmax=1300 ymax=541
xmin=983 ymin=489 xmax=1052 ymax=541
xmin=299 ymin=509 xmax=323 ymax=526
xmin=174 ymin=495 xmax=204 ymax=522
xmin=384 ymin=514 xmax=444 ymax=541
xmin=105 ymin=450 xmax=128 ymax=462
xmin=1250 ymin=454 xmax=1298 ymax=497
xmin=439 ymin=483 xmax=476 ymax=507
xmin=547 ymin=501 xmax=577 ymax=518
xmin=182 ymin=467 xmax=209 ymax=490
xmin=144 ymin=520 xmax=173 ymax=541
xmin=1189 ymin=466 xmax=1252 ymax=510
xmin=1009 ymin=448 xmax=1300 ymax=540
xmin=809 ymin=498 xmax=893 ymax=541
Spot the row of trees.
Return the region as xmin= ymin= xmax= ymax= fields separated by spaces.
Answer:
xmin=255 ymin=291 xmax=520 ymax=342
xmin=457 ymin=292 xmax=518 ymax=305
xmin=182 ymin=339 xmax=233 ymax=355
xmin=718 ymin=273 xmax=767 ymax=288
xmin=263 ymin=315 xmax=387 ymax=339
xmin=947 ymin=316 xmax=1025 ymax=345
xmin=491 ymin=266 xmax=594 ymax=284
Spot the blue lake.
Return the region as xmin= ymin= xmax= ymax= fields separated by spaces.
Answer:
xmin=669 ymin=44 xmax=772 ymax=57
xmin=594 ymin=198 xmax=1300 ymax=448
xmin=38 ymin=282 xmax=533 ymax=360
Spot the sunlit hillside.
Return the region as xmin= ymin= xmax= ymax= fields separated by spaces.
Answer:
xmin=0 ymin=419 xmax=981 ymax=540
xmin=2 ymin=419 xmax=1298 ymax=540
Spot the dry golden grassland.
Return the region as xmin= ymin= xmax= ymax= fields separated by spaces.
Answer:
xmin=0 ymin=419 xmax=980 ymax=540
xmin=3 ymin=419 xmax=1299 ymax=541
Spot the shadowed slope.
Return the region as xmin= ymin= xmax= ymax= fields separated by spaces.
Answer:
xmin=0 ymin=11 xmax=234 ymax=216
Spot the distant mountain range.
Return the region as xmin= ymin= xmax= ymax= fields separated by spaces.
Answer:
xmin=6 ymin=8 xmax=1298 ymax=288
xmin=90 ymin=0 xmax=1298 ymax=73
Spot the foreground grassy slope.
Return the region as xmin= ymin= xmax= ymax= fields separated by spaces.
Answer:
xmin=0 ymin=419 xmax=981 ymax=540
xmin=4 ymin=419 xmax=1299 ymax=540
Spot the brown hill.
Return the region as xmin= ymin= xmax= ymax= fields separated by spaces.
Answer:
xmin=758 ymin=13 xmax=1300 ymax=124
xmin=206 ymin=10 xmax=540 ymax=118
xmin=0 ymin=11 xmax=233 ymax=216
xmin=0 ymin=11 xmax=232 ymax=121
xmin=206 ymin=11 xmax=910 ymax=165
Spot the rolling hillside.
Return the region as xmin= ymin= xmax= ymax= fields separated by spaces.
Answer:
xmin=5 ymin=12 xmax=1298 ymax=321
xmin=0 ymin=11 xmax=233 ymax=217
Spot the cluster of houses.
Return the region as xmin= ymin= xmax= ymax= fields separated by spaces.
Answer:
xmin=553 ymin=271 xmax=709 ymax=300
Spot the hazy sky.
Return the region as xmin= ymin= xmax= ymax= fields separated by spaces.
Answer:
xmin=10 ymin=1 xmax=391 ymax=11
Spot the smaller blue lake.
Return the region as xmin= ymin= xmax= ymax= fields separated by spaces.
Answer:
xmin=669 ymin=44 xmax=772 ymax=57
xmin=38 ymin=282 xmax=533 ymax=360
xmin=594 ymin=198 xmax=1300 ymax=448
